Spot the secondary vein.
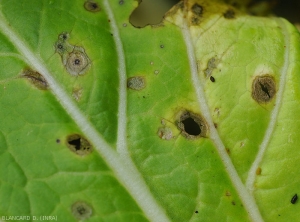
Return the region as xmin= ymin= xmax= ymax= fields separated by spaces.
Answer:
xmin=181 ymin=20 xmax=264 ymax=222
xmin=102 ymin=0 xmax=128 ymax=155
xmin=246 ymin=18 xmax=291 ymax=192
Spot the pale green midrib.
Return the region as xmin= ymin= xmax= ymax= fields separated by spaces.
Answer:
xmin=181 ymin=22 xmax=264 ymax=222
xmin=102 ymin=0 xmax=128 ymax=155
xmin=0 ymin=12 xmax=170 ymax=222
xmin=245 ymin=18 xmax=291 ymax=191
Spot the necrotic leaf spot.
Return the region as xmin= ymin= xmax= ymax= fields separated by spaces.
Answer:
xmin=252 ymin=75 xmax=276 ymax=103
xmin=127 ymin=76 xmax=146 ymax=90
xmin=291 ymin=194 xmax=298 ymax=204
xmin=59 ymin=32 xmax=69 ymax=41
xmin=224 ymin=9 xmax=235 ymax=19
xmin=66 ymin=46 xmax=91 ymax=76
xmin=66 ymin=134 xmax=92 ymax=156
xmin=191 ymin=3 xmax=203 ymax=16
xmin=71 ymin=201 xmax=92 ymax=220
xmin=21 ymin=69 xmax=48 ymax=90
xmin=84 ymin=1 xmax=101 ymax=12
xmin=176 ymin=110 xmax=208 ymax=139
xmin=55 ymin=41 xmax=67 ymax=55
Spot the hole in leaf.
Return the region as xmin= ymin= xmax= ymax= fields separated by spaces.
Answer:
xmin=71 ymin=201 xmax=93 ymax=220
xmin=66 ymin=134 xmax=92 ymax=156
xmin=252 ymin=75 xmax=276 ymax=103
xmin=129 ymin=0 xmax=180 ymax=28
xmin=176 ymin=110 xmax=207 ymax=139
xmin=182 ymin=117 xmax=201 ymax=136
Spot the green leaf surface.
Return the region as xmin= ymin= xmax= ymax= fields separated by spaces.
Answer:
xmin=0 ymin=0 xmax=300 ymax=221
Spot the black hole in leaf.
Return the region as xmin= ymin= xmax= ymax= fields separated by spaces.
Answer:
xmin=66 ymin=134 xmax=92 ymax=156
xmin=68 ymin=138 xmax=81 ymax=150
xmin=182 ymin=117 xmax=201 ymax=136
xmin=176 ymin=110 xmax=207 ymax=139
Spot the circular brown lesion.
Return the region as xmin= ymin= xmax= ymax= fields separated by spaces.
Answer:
xmin=65 ymin=47 xmax=91 ymax=76
xmin=251 ymin=75 xmax=276 ymax=103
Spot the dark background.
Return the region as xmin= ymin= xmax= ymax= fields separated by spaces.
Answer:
xmin=130 ymin=0 xmax=300 ymax=28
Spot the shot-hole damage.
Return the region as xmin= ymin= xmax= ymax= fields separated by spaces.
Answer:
xmin=176 ymin=110 xmax=207 ymax=139
xmin=20 ymin=69 xmax=49 ymax=90
xmin=71 ymin=201 xmax=93 ymax=220
xmin=84 ymin=0 xmax=101 ymax=12
xmin=127 ymin=76 xmax=145 ymax=90
xmin=66 ymin=134 xmax=92 ymax=156
xmin=252 ymin=75 xmax=276 ymax=103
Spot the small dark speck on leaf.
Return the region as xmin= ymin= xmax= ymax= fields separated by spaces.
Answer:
xmin=160 ymin=44 xmax=164 ymax=48
xmin=210 ymin=76 xmax=215 ymax=82
xmin=291 ymin=194 xmax=298 ymax=204
xmin=195 ymin=211 xmax=198 ymax=214
xmin=56 ymin=139 xmax=60 ymax=143
xmin=119 ymin=0 xmax=124 ymax=5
